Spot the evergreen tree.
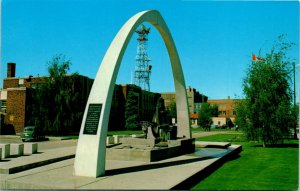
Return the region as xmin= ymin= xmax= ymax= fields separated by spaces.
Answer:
xmin=124 ymin=89 xmax=139 ymax=130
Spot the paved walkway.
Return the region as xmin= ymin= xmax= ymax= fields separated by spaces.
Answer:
xmin=0 ymin=142 xmax=242 ymax=189
xmin=0 ymin=146 xmax=76 ymax=174
xmin=0 ymin=132 xmax=243 ymax=189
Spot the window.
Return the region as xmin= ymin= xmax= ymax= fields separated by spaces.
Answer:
xmin=1 ymin=100 xmax=6 ymax=107
xmin=18 ymin=79 xmax=25 ymax=87
xmin=1 ymin=100 xmax=7 ymax=113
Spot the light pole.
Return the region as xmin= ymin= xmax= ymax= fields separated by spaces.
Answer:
xmin=293 ymin=62 xmax=296 ymax=106
xmin=292 ymin=62 xmax=299 ymax=139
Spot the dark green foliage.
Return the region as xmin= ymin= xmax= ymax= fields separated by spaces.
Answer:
xmin=210 ymin=104 xmax=219 ymax=117
xmin=290 ymin=104 xmax=299 ymax=138
xmin=29 ymin=54 xmax=84 ymax=135
xmin=237 ymin=35 xmax=296 ymax=146
xmin=198 ymin=103 xmax=216 ymax=130
xmin=226 ymin=118 xmax=234 ymax=128
xmin=166 ymin=101 xmax=177 ymax=123
xmin=108 ymin=85 xmax=126 ymax=131
xmin=124 ymin=90 xmax=139 ymax=130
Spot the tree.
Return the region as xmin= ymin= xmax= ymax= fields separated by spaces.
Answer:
xmin=124 ymin=89 xmax=139 ymax=130
xmin=210 ymin=104 xmax=219 ymax=117
xmin=198 ymin=103 xmax=214 ymax=131
xmin=237 ymin=35 xmax=296 ymax=147
xmin=29 ymin=54 xmax=83 ymax=135
xmin=166 ymin=101 xmax=177 ymax=124
xmin=290 ymin=104 xmax=299 ymax=139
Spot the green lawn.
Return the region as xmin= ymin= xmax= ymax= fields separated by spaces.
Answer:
xmin=192 ymin=134 xmax=299 ymax=190
xmin=107 ymin=130 xmax=143 ymax=136
xmin=191 ymin=127 xmax=235 ymax=132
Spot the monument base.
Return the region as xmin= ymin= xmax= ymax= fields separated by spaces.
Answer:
xmin=106 ymin=138 xmax=195 ymax=162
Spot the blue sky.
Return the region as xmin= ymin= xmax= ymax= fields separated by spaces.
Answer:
xmin=1 ymin=0 xmax=299 ymax=100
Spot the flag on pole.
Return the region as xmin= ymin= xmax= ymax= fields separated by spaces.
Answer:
xmin=252 ymin=53 xmax=265 ymax=62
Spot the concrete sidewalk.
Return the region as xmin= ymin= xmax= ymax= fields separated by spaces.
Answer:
xmin=0 ymin=146 xmax=76 ymax=174
xmin=0 ymin=144 xmax=242 ymax=189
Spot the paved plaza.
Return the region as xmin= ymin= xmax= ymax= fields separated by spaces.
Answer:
xmin=0 ymin=133 xmax=242 ymax=189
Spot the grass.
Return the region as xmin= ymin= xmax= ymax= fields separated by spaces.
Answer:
xmin=107 ymin=130 xmax=143 ymax=136
xmin=191 ymin=127 xmax=237 ymax=132
xmin=47 ymin=135 xmax=79 ymax=139
xmin=192 ymin=134 xmax=299 ymax=190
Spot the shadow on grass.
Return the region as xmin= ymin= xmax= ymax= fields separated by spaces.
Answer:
xmin=251 ymin=143 xmax=299 ymax=148
xmin=226 ymin=153 xmax=241 ymax=161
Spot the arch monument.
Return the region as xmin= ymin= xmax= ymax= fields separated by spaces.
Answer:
xmin=74 ymin=10 xmax=191 ymax=178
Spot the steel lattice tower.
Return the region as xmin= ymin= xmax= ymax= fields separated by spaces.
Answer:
xmin=134 ymin=24 xmax=152 ymax=91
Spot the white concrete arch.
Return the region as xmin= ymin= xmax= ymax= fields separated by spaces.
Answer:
xmin=74 ymin=10 xmax=191 ymax=177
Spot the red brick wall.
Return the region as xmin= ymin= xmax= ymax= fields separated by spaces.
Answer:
xmin=23 ymin=77 xmax=47 ymax=88
xmin=3 ymin=77 xmax=47 ymax=89
xmin=3 ymin=78 xmax=19 ymax=89
xmin=207 ymin=98 xmax=237 ymax=118
xmin=5 ymin=88 xmax=27 ymax=133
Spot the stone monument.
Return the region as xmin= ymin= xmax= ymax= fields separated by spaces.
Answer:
xmin=74 ymin=10 xmax=191 ymax=178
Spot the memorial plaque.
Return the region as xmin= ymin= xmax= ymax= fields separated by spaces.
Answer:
xmin=83 ymin=104 xmax=102 ymax=135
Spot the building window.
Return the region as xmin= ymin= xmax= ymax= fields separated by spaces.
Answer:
xmin=18 ymin=79 xmax=25 ymax=87
xmin=1 ymin=100 xmax=7 ymax=113
xmin=1 ymin=100 xmax=6 ymax=107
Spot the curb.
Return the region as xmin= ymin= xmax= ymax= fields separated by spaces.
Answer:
xmin=0 ymin=154 xmax=75 ymax=174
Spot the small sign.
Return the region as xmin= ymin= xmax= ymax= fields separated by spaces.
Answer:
xmin=172 ymin=118 xmax=176 ymax=125
xmin=83 ymin=104 xmax=102 ymax=135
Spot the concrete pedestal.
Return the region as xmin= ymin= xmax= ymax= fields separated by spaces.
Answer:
xmin=106 ymin=138 xmax=195 ymax=162
xmin=0 ymin=144 xmax=10 ymax=159
xmin=24 ymin=143 xmax=38 ymax=155
xmin=10 ymin=144 xmax=24 ymax=156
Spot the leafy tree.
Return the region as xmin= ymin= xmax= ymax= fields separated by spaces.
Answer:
xmin=290 ymin=104 xmax=299 ymax=139
xmin=210 ymin=104 xmax=219 ymax=117
xmin=237 ymin=35 xmax=296 ymax=147
xmin=198 ymin=103 xmax=214 ymax=131
xmin=29 ymin=54 xmax=83 ymax=135
xmin=226 ymin=118 xmax=234 ymax=128
xmin=124 ymin=89 xmax=139 ymax=130
xmin=166 ymin=101 xmax=177 ymax=123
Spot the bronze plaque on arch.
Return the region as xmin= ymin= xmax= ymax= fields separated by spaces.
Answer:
xmin=83 ymin=104 xmax=102 ymax=135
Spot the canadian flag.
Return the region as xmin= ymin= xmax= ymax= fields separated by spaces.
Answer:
xmin=252 ymin=53 xmax=265 ymax=62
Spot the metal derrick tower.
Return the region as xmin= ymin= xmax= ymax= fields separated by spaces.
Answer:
xmin=134 ymin=24 xmax=152 ymax=91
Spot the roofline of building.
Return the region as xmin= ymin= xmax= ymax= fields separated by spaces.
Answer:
xmin=3 ymin=73 xmax=93 ymax=80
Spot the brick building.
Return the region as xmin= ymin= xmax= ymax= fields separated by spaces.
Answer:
xmin=109 ymin=84 xmax=161 ymax=130
xmin=161 ymin=86 xmax=208 ymax=125
xmin=207 ymin=96 xmax=241 ymax=126
xmin=161 ymin=86 xmax=208 ymax=115
xmin=0 ymin=63 xmax=93 ymax=134
xmin=0 ymin=63 xmax=161 ymax=134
